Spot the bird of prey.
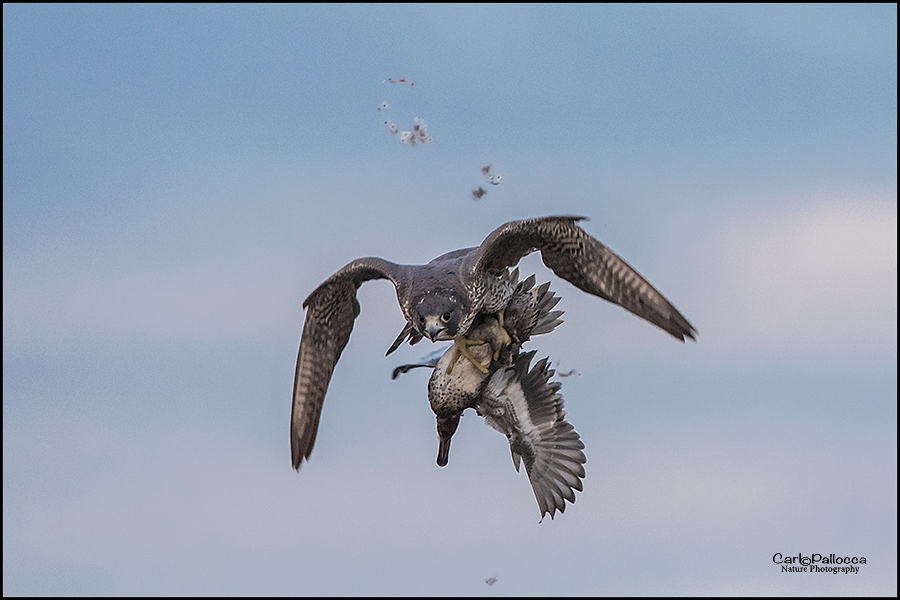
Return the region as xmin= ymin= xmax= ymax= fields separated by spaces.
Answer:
xmin=291 ymin=215 xmax=696 ymax=470
xmin=393 ymin=271 xmax=585 ymax=520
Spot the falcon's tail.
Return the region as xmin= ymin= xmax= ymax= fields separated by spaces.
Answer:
xmin=527 ymin=279 xmax=565 ymax=338
xmin=502 ymin=272 xmax=565 ymax=344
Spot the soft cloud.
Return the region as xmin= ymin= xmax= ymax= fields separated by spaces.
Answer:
xmin=694 ymin=196 xmax=897 ymax=363
xmin=3 ymin=251 xmax=325 ymax=352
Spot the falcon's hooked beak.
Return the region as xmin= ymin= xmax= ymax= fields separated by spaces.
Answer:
xmin=423 ymin=316 xmax=447 ymax=341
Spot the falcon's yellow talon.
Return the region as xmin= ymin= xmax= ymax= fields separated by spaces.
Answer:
xmin=447 ymin=335 xmax=490 ymax=374
xmin=497 ymin=311 xmax=513 ymax=347
xmin=445 ymin=346 xmax=462 ymax=374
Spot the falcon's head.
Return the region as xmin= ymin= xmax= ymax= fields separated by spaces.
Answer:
xmin=412 ymin=290 xmax=466 ymax=342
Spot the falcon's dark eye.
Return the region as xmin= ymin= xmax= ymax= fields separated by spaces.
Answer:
xmin=441 ymin=312 xmax=452 ymax=323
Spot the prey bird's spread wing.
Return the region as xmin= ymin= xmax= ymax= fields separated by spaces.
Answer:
xmin=291 ymin=257 xmax=405 ymax=470
xmin=481 ymin=351 xmax=586 ymax=520
xmin=470 ymin=216 xmax=696 ymax=341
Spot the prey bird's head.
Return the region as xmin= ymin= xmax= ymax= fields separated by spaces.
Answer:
xmin=412 ymin=290 xmax=465 ymax=342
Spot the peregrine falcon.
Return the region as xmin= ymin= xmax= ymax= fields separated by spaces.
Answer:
xmin=291 ymin=215 xmax=696 ymax=470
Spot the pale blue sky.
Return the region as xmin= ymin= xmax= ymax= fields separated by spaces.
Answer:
xmin=3 ymin=4 xmax=897 ymax=596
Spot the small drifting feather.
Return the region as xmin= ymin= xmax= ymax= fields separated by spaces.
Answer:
xmin=400 ymin=131 xmax=415 ymax=145
xmin=558 ymin=369 xmax=580 ymax=378
xmin=385 ymin=122 xmax=399 ymax=134
xmin=413 ymin=117 xmax=432 ymax=143
xmin=485 ymin=576 xmax=498 ymax=587
xmin=483 ymin=164 xmax=503 ymax=185
xmin=382 ymin=77 xmax=415 ymax=88
xmin=471 ymin=187 xmax=487 ymax=201
xmin=377 ymin=101 xmax=389 ymax=111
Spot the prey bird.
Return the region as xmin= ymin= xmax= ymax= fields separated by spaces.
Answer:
xmin=393 ymin=271 xmax=585 ymax=520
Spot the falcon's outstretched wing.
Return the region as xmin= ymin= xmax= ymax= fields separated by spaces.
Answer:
xmin=480 ymin=351 xmax=587 ymax=521
xmin=291 ymin=257 xmax=403 ymax=470
xmin=470 ymin=216 xmax=697 ymax=341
